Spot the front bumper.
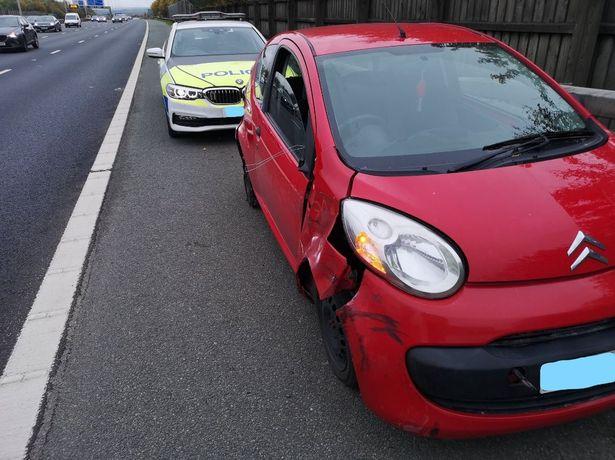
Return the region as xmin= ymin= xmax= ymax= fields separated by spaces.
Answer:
xmin=340 ymin=269 xmax=615 ymax=438
xmin=165 ymin=97 xmax=243 ymax=133
xmin=0 ymin=35 xmax=24 ymax=49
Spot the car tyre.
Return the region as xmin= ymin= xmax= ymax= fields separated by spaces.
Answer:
xmin=317 ymin=294 xmax=358 ymax=389
xmin=32 ymin=35 xmax=39 ymax=48
xmin=21 ymin=36 xmax=28 ymax=52
xmin=242 ymin=164 xmax=259 ymax=209
xmin=166 ymin=117 xmax=180 ymax=138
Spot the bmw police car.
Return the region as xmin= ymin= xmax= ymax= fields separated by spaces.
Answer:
xmin=147 ymin=11 xmax=265 ymax=136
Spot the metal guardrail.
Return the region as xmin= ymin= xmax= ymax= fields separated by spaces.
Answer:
xmin=564 ymin=85 xmax=615 ymax=132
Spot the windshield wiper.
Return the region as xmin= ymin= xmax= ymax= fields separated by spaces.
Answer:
xmin=449 ymin=129 xmax=596 ymax=173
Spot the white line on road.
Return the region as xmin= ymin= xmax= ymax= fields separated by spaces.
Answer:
xmin=94 ymin=34 xmax=99 ymax=37
xmin=0 ymin=21 xmax=149 ymax=460
xmin=78 ymin=40 xmax=85 ymax=43
xmin=0 ymin=69 xmax=12 ymax=76
xmin=50 ymin=49 xmax=61 ymax=55
xmin=42 ymin=35 xmax=48 ymax=38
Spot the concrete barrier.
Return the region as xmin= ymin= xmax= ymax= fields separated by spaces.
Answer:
xmin=564 ymin=85 xmax=615 ymax=132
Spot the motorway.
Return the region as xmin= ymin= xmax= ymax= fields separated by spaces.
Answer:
xmin=2 ymin=18 xmax=615 ymax=459
xmin=0 ymin=19 xmax=145 ymax=372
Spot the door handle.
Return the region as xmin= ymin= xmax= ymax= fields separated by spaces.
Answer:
xmin=255 ymin=126 xmax=261 ymax=137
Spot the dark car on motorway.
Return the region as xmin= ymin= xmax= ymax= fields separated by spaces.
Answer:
xmin=27 ymin=15 xmax=62 ymax=32
xmin=0 ymin=15 xmax=38 ymax=51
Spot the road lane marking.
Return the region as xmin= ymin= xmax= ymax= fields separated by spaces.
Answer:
xmin=50 ymin=49 xmax=61 ymax=55
xmin=94 ymin=34 xmax=99 ymax=37
xmin=78 ymin=40 xmax=85 ymax=43
xmin=42 ymin=35 xmax=48 ymax=38
xmin=0 ymin=69 xmax=12 ymax=76
xmin=0 ymin=20 xmax=149 ymax=460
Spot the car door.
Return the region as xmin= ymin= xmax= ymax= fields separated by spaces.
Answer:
xmin=242 ymin=43 xmax=278 ymax=196
xmin=251 ymin=42 xmax=315 ymax=269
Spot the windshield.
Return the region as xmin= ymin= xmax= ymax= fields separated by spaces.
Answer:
xmin=0 ymin=17 xmax=19 ymax=27
xmin=318 ymin=43 xmax=589 ymax=173
xmin=171 ymin=27 xmax=264 ymax=57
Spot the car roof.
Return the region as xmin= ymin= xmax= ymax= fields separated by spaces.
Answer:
xmin=175 ymin=20 xmax=256 ymax=30
xmin=293 ymin=23 xmax=494 ymax=55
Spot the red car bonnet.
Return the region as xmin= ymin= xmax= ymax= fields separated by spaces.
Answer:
xmin=350 ymin=137 xmax=615 ymax=283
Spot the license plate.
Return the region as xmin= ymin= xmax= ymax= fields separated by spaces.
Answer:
xmin=224 ymin=106 xmax=244 ymax=117
xmin=0 ymin=42 xmax=5 ymax=46
xmin=541 ymin=351 xmax=615 ymax=393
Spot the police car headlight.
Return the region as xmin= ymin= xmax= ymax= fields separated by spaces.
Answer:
xmin=166 ymin=84 xmax=202 ymax=100
xmin=342 ymin=199 xmax=466 ymax=299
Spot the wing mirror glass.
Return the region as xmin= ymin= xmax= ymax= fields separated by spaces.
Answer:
xmin=146 ymin=47 xmax=164 ymax=59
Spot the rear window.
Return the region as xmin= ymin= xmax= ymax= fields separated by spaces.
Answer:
xmin=318 ymin=43 xmax=588 ymax=173
xmin=171 ymin=27 xmax=264 ymax=57
xmin=65 ymin=14 xmax=78 ymax=19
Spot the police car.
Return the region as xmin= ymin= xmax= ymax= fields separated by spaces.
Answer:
xmin=147 ymin=11 xmax=265 ymax=137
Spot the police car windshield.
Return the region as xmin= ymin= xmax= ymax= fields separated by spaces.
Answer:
xmin=0 ymin=17 xmax=19 ymax=26
xmin=317 ymin=43 xmax=588 ymax=173
xmin=171 ymin=27 xmax=264 ymax=57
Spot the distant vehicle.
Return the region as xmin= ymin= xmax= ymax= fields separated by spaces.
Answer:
xmin=27 ymin=15 xmax=62 ymax=33
xmin=146 ymin=11 xmax=265 ymax=136
xmin=64 ymin=13 xmax=81 ymax=28
xmin=0 ymin=15 xmax=39 ymax=51
xmin=112 ymin=14 xmax=127 ymax=23
xmin=98 ymin=15 xmax=108 ymax=23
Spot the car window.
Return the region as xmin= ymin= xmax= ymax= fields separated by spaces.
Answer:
xmin=254 ymin=44 xmax=278 ymax=105
xmin=266 ymin=49 xmax=311 ymax=159
xmin=317 ymin=43 xmax=588 ymax=173
xmin=0 ymin=17 xmax=18 ymax=26
xmin=171 ymin=27 xmax=264 ymax=57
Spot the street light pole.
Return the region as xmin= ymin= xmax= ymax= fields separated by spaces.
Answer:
xmin=16 ymin=0 xmax=22 ymax=15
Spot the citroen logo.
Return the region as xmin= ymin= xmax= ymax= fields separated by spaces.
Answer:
xmin=567 ymin=231 xmax=608 ymax=271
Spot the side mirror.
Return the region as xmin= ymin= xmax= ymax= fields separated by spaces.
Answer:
xmin=146 ymin=47 xmax=164 ymax=59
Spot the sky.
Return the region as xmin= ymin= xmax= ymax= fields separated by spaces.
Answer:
xmin=97 ymin=0 xmax=152 ymax=9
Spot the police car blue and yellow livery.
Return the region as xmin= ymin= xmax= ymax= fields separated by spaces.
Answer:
xmin=147 ymin=12 xmax=265 ymax=136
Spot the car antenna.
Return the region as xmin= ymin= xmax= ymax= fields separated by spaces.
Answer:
xmin=383 ymin=1 xmax=406 ymax=40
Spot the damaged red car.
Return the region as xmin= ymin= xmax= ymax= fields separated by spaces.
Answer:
xmin=236 ymin=22 xmax=615 ymax=438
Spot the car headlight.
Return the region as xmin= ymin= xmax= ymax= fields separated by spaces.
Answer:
xmin=166 ymin=84 xmax=202 ymax=100
xmin=8 ymin=32 xmax=18 ymax=38
xmin=342 ymin=198 xmax=466 ymax=299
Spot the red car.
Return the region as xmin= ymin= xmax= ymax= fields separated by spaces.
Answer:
xmin=236 ymin=23 xmax=615 ymax=438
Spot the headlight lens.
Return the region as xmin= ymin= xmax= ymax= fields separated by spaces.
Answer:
xmin=342 ymin=198 xmax=465 ymax=298
xmin=166 ymin=84 xmax=202 ymax=100
xmin=8 ymin=32 xmax=18 ymax=38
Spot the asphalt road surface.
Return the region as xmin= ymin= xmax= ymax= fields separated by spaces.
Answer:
xmin=0 ymin=19 xmax=146 ymax=373
xmin=23 ymin=20 xmax=615 ymax=459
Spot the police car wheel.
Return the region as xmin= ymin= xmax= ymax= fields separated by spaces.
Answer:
xmin=21 ymin=37 xmax=28 ymax=52
xmin=166 ymin=117 xmax=180 ymax=138
xmin=33 ymin=36 xmax=39 ymax=49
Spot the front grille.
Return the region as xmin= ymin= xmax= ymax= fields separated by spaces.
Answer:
xmin=205 ymin=88 xmax=241 ymax=105
xmin=490 ymin=318 xmax=615 ymax=347
xmin=172 ymin=114 xmax=242 ymax=127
